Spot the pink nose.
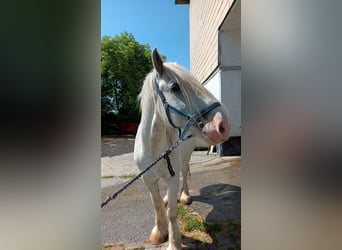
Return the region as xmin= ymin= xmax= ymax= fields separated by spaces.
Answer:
xmin=202 ymin=112 xmax=230 ymax=145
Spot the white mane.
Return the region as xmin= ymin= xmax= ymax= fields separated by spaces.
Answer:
xmin=138 ymin=62 xmax=214 ymax=124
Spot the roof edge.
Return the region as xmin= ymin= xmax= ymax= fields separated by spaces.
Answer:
xmin=175 ymin=0 xmax=189 ymax=4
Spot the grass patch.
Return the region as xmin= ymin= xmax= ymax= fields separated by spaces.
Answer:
xmin=101 ymin=174 xmax=137 ymax=179
xmin=184 ymin=215 xmax=207 ymax=232
xmin=178 ymin=204 xmax=223 ymax=234
xmin=178 ymin=204 xmax=207 ymax=232
xmin=177 ymin=204 xmax=241 ymax=249
xmin=177 ymin=203 xmax=188 ymax=218
xmin=119 ymin=174 xmax=137 ymax=179
xmin=177 ymin=204 xmax=214 ymax=244
xmin=101 ymin=243 xmax=124 ymax=249
xmin=101 ymin=175 xmax=114 ymax=179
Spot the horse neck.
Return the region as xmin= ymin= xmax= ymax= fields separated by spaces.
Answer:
xmin=138 ymin=105 xmax=178 ymax=158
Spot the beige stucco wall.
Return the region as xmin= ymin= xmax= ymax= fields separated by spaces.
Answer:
xmin=189 ymin=0 xmax=235 ymax=83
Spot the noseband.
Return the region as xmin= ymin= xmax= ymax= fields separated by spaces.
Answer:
xmin=154 ymin=77 xmax=221 ymax=140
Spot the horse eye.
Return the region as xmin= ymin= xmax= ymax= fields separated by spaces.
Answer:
xmin=170 ymin=81 xmax=180 ymax=92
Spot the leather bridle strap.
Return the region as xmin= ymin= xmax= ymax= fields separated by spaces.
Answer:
xmin=154 ymin=77 xmax=221 ymax=140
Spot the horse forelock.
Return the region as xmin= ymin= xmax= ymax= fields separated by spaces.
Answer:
xmin=162 ymin=63 xmax=212 ymax=113
xmin=162 ymin=63 xmax=201 ymax=92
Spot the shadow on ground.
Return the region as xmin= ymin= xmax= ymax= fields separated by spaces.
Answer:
xmin=189 ymin=183 xmax=241 ymax=249
xmin=192 ymin=183 xmax=241 ymax=223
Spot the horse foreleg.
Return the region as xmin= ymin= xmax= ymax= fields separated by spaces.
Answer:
xmin=163 ymin=191 xmax=169 ymax=207
xmin=163 ymin=164 xmax=192 ymax=207
xmin=179 ymin=164 xmax=192 ymax=205
xmin=143 ymin=176 xmax=168 ymax=245
xmin=166 ymin=176 xmax=182 ymax=250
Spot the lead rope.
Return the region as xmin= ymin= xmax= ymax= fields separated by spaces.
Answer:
xmin=101 ymin=135 xmax=192 ymax=208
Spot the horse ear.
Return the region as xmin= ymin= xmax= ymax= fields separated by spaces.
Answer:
xmin=152 ymin=48 xmax=164 ymax=75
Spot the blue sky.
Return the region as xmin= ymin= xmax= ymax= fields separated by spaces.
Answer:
xmin=101 ymin=0 xmax=190 ymax=70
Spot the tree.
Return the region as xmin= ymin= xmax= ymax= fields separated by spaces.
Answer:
xmin=101 ymin=32 xmax=154 ymax=120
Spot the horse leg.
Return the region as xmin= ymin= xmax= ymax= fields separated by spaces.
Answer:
xmin=166 ymin=176 xmax=182 ymax=250
xmin=179 ymin=163 xmax=192 ymax=205
xmin=163 ymin=164 xmax=192 ymax=206
xmin=163 ymin=191 xmax=168 ymax=207
xmin=143 ymin=175 xmax=168 ymax=245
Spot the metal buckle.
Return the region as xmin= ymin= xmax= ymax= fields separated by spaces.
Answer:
xmin=188 ymin=117 xmax=196 ymax=124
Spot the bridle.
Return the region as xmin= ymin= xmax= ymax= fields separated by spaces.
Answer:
xmin=154 ymin=77 xmax=221 ymax=140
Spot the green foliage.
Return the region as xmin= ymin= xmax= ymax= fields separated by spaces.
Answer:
xmin=101 ymin=32 xmax=154 ymax=119
xmin=178 ymin=204 xmax=207 ymax=232
xmin=184 ymin=216 xmax=207 ymax=232
xmin=177 ymin=203 xmax=188 ymax=218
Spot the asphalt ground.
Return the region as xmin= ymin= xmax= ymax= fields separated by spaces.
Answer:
xmin=101 ymin=136 xmax=240 ymax=249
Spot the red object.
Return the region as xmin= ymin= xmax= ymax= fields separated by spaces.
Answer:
xmin=119 ymin=122 xmax=138 ymax=133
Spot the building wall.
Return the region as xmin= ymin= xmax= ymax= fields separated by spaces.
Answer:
xmin=203 ymin=68 xmax=241 ymax=137
xmin=202 ymin=0 xmax=241 ymax=137
xmin=203 ymin=70 xmax=221 ymax=99
xmin=189 ymin=0 xmax=234 ymax=83
xmin=220 ymin=29 xmax=241 ymax=67
xmin=221 ymin=69 xmax=241 ymax=136
xmin=220 ymin=0 xmax=241 ymax=136
xmin=185 ymin=0 xmax=241 ymax=151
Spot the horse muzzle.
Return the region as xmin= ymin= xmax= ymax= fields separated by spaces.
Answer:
xmin=202 ymin=111 xmax=230 ymax=145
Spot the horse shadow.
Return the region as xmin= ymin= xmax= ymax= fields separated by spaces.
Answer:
xmin=182 ymin=183 xmax=241 ymax=249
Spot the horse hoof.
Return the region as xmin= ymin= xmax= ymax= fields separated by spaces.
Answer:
xmin=150 ymin=226 xmax=168 ymax=245
xmin=179 ymin=193 xmax=192 ymax=205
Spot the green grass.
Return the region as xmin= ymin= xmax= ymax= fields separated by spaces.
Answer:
xmin=101 ymin=243 xmax=124 ymax=249
xmin=184 ymin=216 xmax=207 ymax=232
xmin=177 ymin=204 xmax=241 ymax=249
xmin=177 ymin=203 xmax=188 ymax=218
xmin=101 ymin=175 xmax=114 ymax=179
xmin=119 ymin=174 xmax=137 ymax=179
xmin=101 ymin=174 xmax=137 ymax=179
xmin=178 ymin=204 xmax=225 ymax=233
xmin=178 ymin=204 xmax=208 ymax=232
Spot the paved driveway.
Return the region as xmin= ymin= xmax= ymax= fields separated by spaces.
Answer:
xmin=101 ymin=136 xmax=240 ymax=249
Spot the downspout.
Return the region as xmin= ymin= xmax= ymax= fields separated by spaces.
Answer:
xmin=218 ymin=29 xmax=223 ymax=69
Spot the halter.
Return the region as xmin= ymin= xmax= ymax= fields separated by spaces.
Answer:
xmin=154 ymin=77 xmax=221 ymax=140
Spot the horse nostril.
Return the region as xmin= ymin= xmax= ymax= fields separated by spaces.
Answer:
xmin=219 ymin=124 xmax=225 ymax=134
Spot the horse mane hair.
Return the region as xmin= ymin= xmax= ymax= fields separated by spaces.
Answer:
xmin=138 ymin=62 xmax=213 ymax=126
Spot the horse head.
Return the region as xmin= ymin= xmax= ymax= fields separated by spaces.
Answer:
xmin=151 ymin=48 xmax=230 ymax=145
